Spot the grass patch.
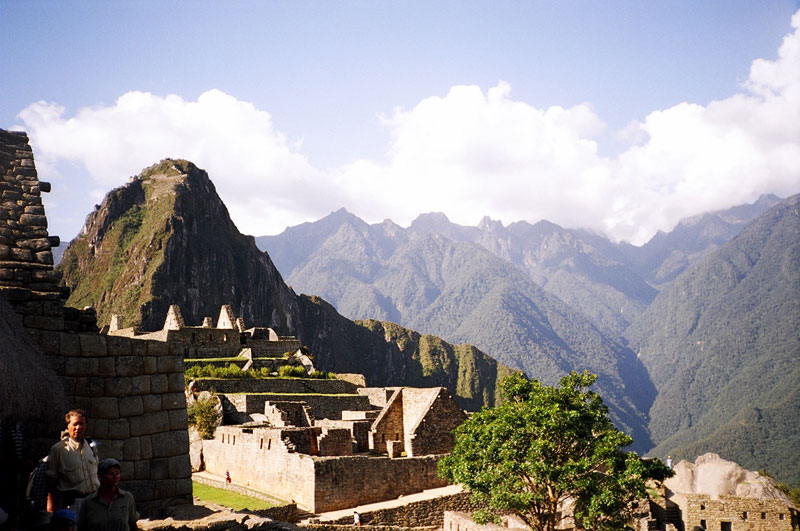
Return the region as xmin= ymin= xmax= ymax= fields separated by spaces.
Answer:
xmin=193 ymin=481 xmax=277 ymax=510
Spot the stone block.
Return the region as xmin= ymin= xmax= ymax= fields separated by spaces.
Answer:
xmin=65 ymin=357 xmax=99 ymax=376
xmin=157 ymin=356 xmax=183 ymax=374
xmin=168 ymin=408 xmax=188 ymax=431
xmin=119 ymin=460 xmax=134 ymax=481
xmin=149 ymin=458 xmax=170 ymax=480
xmin=130 ymin=339 xmax=148 ymax=357
xmin=73 ymin=377 xmax=105 ymax=397
xmin=139 ymin=435 xmax=152 ymax=460
xmin=124 ymin=438 xmax=142 ymax=461
xmin=106 ymin=335 xmax=132 ymax=356
xmin=97 ymin=357 xmax=116 ymax=377
xmin=90 ymin=419 xmax=109 ymax=439
xmin=125 ymin=480 xmax=155 ymax=503
xmin=116 ymin=356 xmax=143 ymax=377
xmin=38 ymin=330 xmax=60 ymax=355
xmin=0 ymin=244 xmax=9 ymax=259
xmin=150 ymin=374 xmax=168 ymax=394
xmin=100 ymin=439 xmax=124 ymax=461
xmin=145 ymin=340 xmax=168 ymax=356
xmin=168 ymin=454 xmax=191 ymax=480
xmin=151 ymin=430 xmax=189 ymax=458
xmin=23 ymin=314 xmax=63 ymax=330
xmin=90 ymin=397 xmax=120 ymax=419
xmin=18 ymin=237 xmax=50 ymax=251
xmin=142 ymin=356 xmax=158 ymax=374
xmin=104 ymin=376 xmax=132 ymax=397
xmin=107 ymin=419 xmax=131 ymax=439
xmin=9 ymin=247 xmax=32 ymax=261
xmin=60 ymin=333 xmax=80 ymax=357
xmin=175 ymin=477 xmax=193 ymax=496
xmin=167 ymin=373 xmax=185 ymax=393
xmin=141 ymin=394 xmax=160 ymax=412
xmin=131 ymin=375 xmax=151 ymax=396
xmin=58 ymin=374 xmax=74 ymax=393
xmin=20 ymin=213 xmax=47 ymax=226
xmin=153 ymin=478 xmax=176 ymax=498
xmin=118 ymin=395 xmax=143 ymax=417
xmin=79 ymin=334 xmax=107 ymax=357
xmin=129 ymin=411 xmax=169 ymax=437
xmin=134 ymin=459 xmax=150 ymax=479
xmin=42 ymin=300 xmax=63 ymax=316
xmin=34 ymin=251 xmax=53 ymax=265
xmin=162 ymin=392 xmax=186 ymax=410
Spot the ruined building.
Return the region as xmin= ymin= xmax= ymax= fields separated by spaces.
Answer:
xmin=119 ymin=301 xmax=469 ymax=514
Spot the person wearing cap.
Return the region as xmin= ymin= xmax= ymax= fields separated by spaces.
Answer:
xmin=46 ymin=410 xmax=99 ymax=513
xmin=78 ymin=459 xmax=138 ymax=531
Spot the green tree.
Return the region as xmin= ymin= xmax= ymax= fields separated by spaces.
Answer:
xmin=439 ymin=371 xmax=672 ymax=531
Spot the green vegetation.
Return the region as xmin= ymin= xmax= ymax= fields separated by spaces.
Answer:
xmin=187 ymin=395 xmax=222 ymax=439
xmin=627 ymin=195 xmax=800 ymax=484
xmin=185 ymin=363 xmax=332 ymax=380
xmin=192 ymin=481 xmax=277 ymax=510
xmin=439 ymin=371 xmax=672 ymax=531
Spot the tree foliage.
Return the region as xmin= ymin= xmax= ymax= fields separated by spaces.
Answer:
xmin=438 ymin=371 xmax=672 ymax=531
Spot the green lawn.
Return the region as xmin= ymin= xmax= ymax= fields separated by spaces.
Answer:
xmin=192 ymin=481 xmax=277 ymax=510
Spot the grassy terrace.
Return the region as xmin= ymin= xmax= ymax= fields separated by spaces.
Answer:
xmin=192 ymin=481 xmax=277 ymax=510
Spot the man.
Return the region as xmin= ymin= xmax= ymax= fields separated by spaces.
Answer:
xmin=46 ymin=410 xmax=99 ymax=513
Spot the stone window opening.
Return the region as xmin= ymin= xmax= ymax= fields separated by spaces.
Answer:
xmin=742 ymin=511 xmax=747 ymax=520
xmin=780 ymin=513 xmax=785 ymax=520
xmin=760 ymin=512 xmax=766 ymax=519
xmin=700 ymin=504 xmax=705 ymax=510
xmin=224 ymin=332 xmax=228 ymax=342
xmin=208 ymin=333 xmax=212 ymax=341
xmin=700 ymin=520 xmax=705 ymax=529
xmin=260 ymin=439 xmax=263 ymax=449
xmin=233 ymin=435 xmax=236 ymax=445
xmin=720 ymin=522 xmax=731 ymax=531
xmin=192 ymin=333 xmax=196 ymax=342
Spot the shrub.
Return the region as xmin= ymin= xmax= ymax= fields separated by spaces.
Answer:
xmin=187 ymin=396 xmax=222 ymax=439
xmin=278 ymin=365 xmax=308 ymax=378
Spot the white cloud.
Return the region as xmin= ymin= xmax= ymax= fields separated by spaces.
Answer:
xmin=16 ymin=10 xmax=800 ymax=245
xmin=18 ymin=89 xmax=340 ymax=237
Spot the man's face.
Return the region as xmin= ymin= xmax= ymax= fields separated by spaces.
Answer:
xmin=100 ymin=467 xmax=121 ymax=489
xmin=67 ymin=415 xmax=87 ymax=442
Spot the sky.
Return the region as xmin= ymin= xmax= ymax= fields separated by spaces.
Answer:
xmin=2 ymin=1 xmax=800 ymax=246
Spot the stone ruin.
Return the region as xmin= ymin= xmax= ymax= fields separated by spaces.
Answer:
xmin=649 ymin=453 xmax=798 ymax=531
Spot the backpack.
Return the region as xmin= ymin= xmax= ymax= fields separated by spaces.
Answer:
xmin=26 ymin=457 xmax=48 ymax=511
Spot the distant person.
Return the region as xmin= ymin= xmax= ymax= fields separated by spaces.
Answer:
xmin=666 ymin=455 xmax=673 ymax=469
xmin=46 ymin=410 xmax=99 ymax=513
xmin=225 ymin=470 xmax=231 ymax=484
xmin=78 ymin=459 xmax=138 ymax=531
xmin=353 ymin=511 xmax=361 ymax=526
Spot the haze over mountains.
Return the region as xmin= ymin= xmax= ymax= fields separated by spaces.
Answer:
xmin=258 ymin=192 xmax=799 ymax=483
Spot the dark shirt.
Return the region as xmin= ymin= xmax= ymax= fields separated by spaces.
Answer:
xmin=78 ymin=488 xmax=138 ymax=531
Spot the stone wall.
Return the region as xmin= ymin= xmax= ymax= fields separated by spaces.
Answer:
xmin=320 ymin=494 xmax=484 ymax=528
xmin=313 ymin=455 xmax=447 ymax=513
xmin=29 ymin=329 xmax=193 ymax=516
xmin=220 ymin=392 xmax=373 ymax=423
xmin=202 ymin=426 xmax=450 ymax=514
xmin=406 ymin=388 xmax=467 ymax=457
xmin=677 ymin=493 xmax=797 ymax=531
xmin=370 ymin=389 xmax=404 ymax=453
xmin=195 ymin=377 xmax=361 ymax=395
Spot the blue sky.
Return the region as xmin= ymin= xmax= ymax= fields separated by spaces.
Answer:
xmin=2 ymin=1 xmax=799 ymax=245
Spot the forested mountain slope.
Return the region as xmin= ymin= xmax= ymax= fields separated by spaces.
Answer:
xmin=625 ymin=193 xmax=800 ymax=484
xmin=57 ymin=160 xmax=511 ymax=410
